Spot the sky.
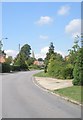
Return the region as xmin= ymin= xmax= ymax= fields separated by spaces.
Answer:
xmin=1 ymin=2 xmax=81 ymax=59
xmin=1 ymin=0 xmax=82 ymax=2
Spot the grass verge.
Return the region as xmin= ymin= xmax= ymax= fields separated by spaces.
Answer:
xmin=53 ymin=86 xmax=82 ymax=104
xmin=33 ymin=71 xmax=50 ymax=77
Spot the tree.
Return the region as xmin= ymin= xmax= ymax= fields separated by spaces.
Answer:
xmin=47 ymin=54 xmax=64 ymax=78
xmin=44 ymin=42 xmax=55 ymax=72
xmin=26 ymin=57 xmax=36 ymax=66
xmin=6 ymin=56 xmax=13 ymax=64
xmin=49 ymin=42 xmax=54 ymax=55
xmin=68 ymin=35 xmax=80 ymax=66
xmin=38 ymin=58 xmax=43 ymax=61
xmin=73 ymin=48 xmax=83 ymax=85
xmin=20 ymin=44 xmax=31 ymax=60
xmin=14 ymin=44 xmax=31 ymax=70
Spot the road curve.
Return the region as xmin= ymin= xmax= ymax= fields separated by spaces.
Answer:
xmin=2 ymin=70 xmax=81 ymax=118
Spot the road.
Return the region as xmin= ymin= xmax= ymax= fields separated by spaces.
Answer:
xmin=2 ymin=71 xmax=81 ymax=118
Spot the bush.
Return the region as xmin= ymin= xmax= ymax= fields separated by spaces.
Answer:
xmin=29 ymin=64 xmax=41 ymax=70
xmin=11 ymin=64 xmax=29 ymax=71
xmin=47 ymin=59 xmax=63 ymax=78
xmin=73 ymin=64 xmax=80 ymax=85
xmin=73 ymin=48 xmax=83 ymax=86
xmin=62 ymin=66 xmax=73 ymax=79
xmin=11 ymin=65 xmax=21 ymax=71
xmin=2 ymin=63 xmax=10 ymax=73
xmin=20 ymin=63 xmax=28 ymax=71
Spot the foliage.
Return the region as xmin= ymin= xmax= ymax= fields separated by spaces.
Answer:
xmin=14 ymin=44 xmax=31 ymax=70
xmin=68 ymin=35 xmax=80 ymax=66
xmin=5 ymin=56 xmax=13 ymax=64
xmin=34 ymin=71 xmax=50 ymax=77
xmin=29 ymin=64 xmax=41 ymax=70
xmin=44 ymin=37 xmax=81 ymax=81
xmin=62 ymin=64 xmax=73 ymax=79
xmin=2 ymin=63 xmax=10 ymax=73
xmin=20 ymin=44 xmax=31 ymax=60
xmin=47 ymin=54 xmax=64 ymax=79
xmin=73 ymin=48 xmax=83 ymax=85
xmin=10 ymin=65 xmax=21 ymax=71
xmin=26 ymin=57 xmax=35 ymax=66
xmin=38 ymin=58 xmax=43 ymax=61
xmin=44 ymin=42 xmax=55 ymax=73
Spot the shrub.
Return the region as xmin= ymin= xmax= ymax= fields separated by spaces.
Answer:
xmin=47 ymin=59 xmax=63 ymax=78
xmin=20 ymin=63 xmax=28 ymax=71
xmin=29 ymin=64 xmax=41 ymax=70
xmin=11 ymin=65 xmax=21 ymax=71
xmin=73 ymin=48 xmax=83 ymax=86
xmin=62 ymin=66 xmax=73 ymax=79
xmin=2 ymin=63 xmax=10 ymax=73
xmin=11 ymin=64 xmax=28 ymax=71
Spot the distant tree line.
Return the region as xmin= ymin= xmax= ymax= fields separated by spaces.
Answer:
xmin=1 ymin=43 xmax=44 ymax=72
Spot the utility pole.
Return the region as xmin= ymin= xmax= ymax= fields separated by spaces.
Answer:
xmin=19 ymin=44 xmax=21 ymax=52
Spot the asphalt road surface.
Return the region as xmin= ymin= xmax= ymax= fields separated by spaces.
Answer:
xmin=2 ymin=71 xmax=81 ymax=118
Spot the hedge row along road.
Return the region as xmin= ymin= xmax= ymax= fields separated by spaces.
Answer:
xmin=2 ymin=70 xmax=81 ymax=118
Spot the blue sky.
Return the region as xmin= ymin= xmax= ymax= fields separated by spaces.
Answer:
xmin=2 ymin=2 xmax=81 ymax=59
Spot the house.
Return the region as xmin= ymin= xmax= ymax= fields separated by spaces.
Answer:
xmin=33 ymin=60 xmax=44 ymax=66
xmin=0 ymin=51 xmax=6 ymax=63
xmin=0 ymin=55 xmax=6 ymax=63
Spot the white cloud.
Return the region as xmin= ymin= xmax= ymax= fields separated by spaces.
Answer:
xmin=35 ymin=16 xmax=53 ymax=25
xmin=65 ymin=19 xmax=81 ymax=38
xmin=35 ymin=46 xmax=49 ymax=59
xmin=58 ymin=5 xmax=70 ymax=15
xmin=40 ymin=46 xmax=49 ymax=54
xmin=35 ymin=46 xmax=66 ymax=59
xmin=55 ymin=50 xmax=66 ymax=58
xmin=40 ymin=35 xmax=49 ymax=40
xmin=5 ymin=50 xmax=18 ymax=58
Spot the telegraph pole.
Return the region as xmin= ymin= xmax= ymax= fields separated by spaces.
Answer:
xmin=19 ymin=44 xmax=21 ymax=52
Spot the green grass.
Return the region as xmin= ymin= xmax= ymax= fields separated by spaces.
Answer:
xmin=34 ymin=71 xmax=83 ymax=104
xmin=53 ymin=86 xmax=82 ymax=103
xmin=34 ymin=71 xmax=50 ymax=77
xmin=34 ymin=71 xmax=72 ymax=80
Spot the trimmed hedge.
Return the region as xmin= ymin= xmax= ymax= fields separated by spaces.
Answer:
xmin=10 ymin=65 xmax=21 ymax=71
xmin=2 ymin=63 xmax=10 ymax=73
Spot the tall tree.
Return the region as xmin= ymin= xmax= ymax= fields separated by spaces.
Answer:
xmin=44 ymin=42 xmax=55 ymax=72
xmin=68 ymin=35 xmax=80 ymax=66
xmin=14 ymin=44 xmax=31 ymax=70
xmin=20 ymin=44 xmax=31 ymax=60
xmin=49 ymin=42 xmax=54 ymax=55
xmin=73 ymin=47 xmax=83 ymax=85
xmin=38 ymin=58 xmax=43 ymax=61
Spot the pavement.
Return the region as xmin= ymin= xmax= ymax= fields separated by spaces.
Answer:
xmin=2 ymin=70 xmax=81 ymax=118
xmin=34 ymin=77 xmax=73 ymax=90
xmin=34 ymin=76 xmax=82 ymax=106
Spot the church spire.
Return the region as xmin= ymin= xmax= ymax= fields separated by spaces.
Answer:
xmin=32 ymin=50 xmax=35 ymax=58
